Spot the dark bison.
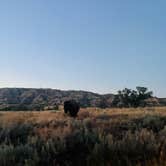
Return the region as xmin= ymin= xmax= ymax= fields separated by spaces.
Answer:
xmin=64 ymin=100 xmax=80 ymax=117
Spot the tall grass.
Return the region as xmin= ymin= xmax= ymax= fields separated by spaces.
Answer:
xmin=0 ymin=107 xmax=166 ymax=165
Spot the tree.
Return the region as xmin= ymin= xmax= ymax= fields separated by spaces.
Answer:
xmin=129 ymin=90 xmax=139 ymax=107
xmin=136 ymin=86 xmax=153 ymax=107
xmin=112 ymin=87 xmax=153 ymax=108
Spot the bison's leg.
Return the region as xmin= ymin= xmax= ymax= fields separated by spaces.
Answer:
xmin=64 ymin=105 xmax=69 ymax=114
xmin=69 ymin=107 xmax=78 ymax=117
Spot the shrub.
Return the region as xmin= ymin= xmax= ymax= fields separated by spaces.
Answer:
xmin=0 ymin=109 xmax=166 ymax=165
xmin=0 ymin=123 xmax=33 ymax=145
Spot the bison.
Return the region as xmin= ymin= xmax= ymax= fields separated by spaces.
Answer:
xmin=64 ymin=100 xmax=80 ymax=117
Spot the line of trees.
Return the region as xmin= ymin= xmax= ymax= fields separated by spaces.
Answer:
xmin=112 ymin=87 xmax=153 ymax=108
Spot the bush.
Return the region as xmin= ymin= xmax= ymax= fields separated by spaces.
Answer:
xmin=0 ymin=123 xmax=33 ymax=145
xmin=0 ymin=111 xmax=166 ymax=165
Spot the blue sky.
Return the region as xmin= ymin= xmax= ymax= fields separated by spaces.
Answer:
xmin=0 ymin=0 xmax=165 ymax=97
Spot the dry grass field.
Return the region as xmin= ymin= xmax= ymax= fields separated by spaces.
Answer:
xmin=0 ymin=107 xmax=166 ymax=166
xmin=0 ymin=107 xmax=165 ymax=125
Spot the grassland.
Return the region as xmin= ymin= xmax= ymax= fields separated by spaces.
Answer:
xmin=0 ymin=107 xmax=166 ymax=166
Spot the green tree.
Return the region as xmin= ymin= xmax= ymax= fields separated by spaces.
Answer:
xmin=112 ymin=87 xmax=153 ymax=108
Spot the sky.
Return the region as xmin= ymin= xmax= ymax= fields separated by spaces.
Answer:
xmin=0 ymin=0 xmax=165 ymax=97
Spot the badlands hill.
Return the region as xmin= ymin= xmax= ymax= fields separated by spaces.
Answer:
xmin=0 ymin=88 xmax=165 ymax=110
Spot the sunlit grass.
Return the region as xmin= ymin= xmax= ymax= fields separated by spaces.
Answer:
xmin=0 ymin=107 xmax=166 ymax=165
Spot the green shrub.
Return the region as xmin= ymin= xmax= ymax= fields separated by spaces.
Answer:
xmin=0 ymin=123 xmax=33 ymax=145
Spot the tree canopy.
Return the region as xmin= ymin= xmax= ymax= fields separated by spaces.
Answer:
xmin=112 ymin=87 xmax=153 ymax=108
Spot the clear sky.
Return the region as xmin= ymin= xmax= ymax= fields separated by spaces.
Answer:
xmin=0 ymin=0 xmax=165 ymax=97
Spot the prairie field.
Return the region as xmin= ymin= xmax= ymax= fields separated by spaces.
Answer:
xmin=0 ymin=107 xmax=166 ymax=166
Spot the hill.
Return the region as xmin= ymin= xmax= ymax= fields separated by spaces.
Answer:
xmin=0 ymin=88 xmax=165 ymax=111
xmin=0 ymin=88 xmax=114 ymax=110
